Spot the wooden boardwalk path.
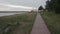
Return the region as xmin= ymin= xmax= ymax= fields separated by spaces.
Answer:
xmin=31 ymin=13 xmax=51 ymax=34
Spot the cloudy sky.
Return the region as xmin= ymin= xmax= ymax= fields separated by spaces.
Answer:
xmin=0 ymin=0 xmax=47 ymax=11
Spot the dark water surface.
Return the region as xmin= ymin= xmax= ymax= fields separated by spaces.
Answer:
xmin=0 ymin=13 xmax=20 ymax=16
xmin=0 ymin=11 xmax=29 ymax=16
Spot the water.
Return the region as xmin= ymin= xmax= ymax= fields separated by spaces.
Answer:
xmin=0 ymin=13 xmax=19 ymax=16
xmin=0 ymin=12 xmax=28 ymax=16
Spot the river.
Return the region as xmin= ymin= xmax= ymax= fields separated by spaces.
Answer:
xmin=0 ymin=13 xmax=20 ymax=16
xmin=0 ymin=11 xmax=29 ymax=16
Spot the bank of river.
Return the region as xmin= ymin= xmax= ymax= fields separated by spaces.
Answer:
xmin=0 ymin=13 xmax=19 ymax=16
xmin=0 ymin=11 xmax=30 ymax=16
xmin=0 ymin=12 xmax=29 ymax=16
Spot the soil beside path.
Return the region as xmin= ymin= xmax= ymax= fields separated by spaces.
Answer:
xmin=31 ymin=13 xmax=51 ymax=34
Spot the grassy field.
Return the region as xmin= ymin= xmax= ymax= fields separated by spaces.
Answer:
xmin=0 ymin=12 xmax=37 ymax=34
xmin=40 ymin=11 xmax=60 ymax=34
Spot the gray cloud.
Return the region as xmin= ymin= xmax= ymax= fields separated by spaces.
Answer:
xmin=0 ymin=0 xmax=47 ymax=7
xmin=0 ymin=0 xmax=47 ymax=11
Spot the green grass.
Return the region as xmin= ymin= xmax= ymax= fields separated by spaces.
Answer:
xmin=0 ymin=12 xmax=37 ymax=34
xmin=40 ymin=11 xmax=60 ymax=34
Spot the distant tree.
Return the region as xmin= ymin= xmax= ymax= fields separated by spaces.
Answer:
xmin=45 ymin=0 xmax=49 ymax=10
xmin=45 ymin=0 xmax=60 ymax=13
xmin=54 ymin=0 xmax=60 ymax=13
xmin=45 ymin=0 xmax=52 ymax=11
xmin=38 ymin=6 xmax=43 ymax=10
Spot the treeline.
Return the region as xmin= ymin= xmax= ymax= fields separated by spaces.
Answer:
xmin=45 ymin=0 xmax=60 ymax=13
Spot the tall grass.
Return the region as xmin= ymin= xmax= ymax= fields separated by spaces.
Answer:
xmin=0 ymin=12 xmax=37 ymax=34
xmin=40 ymin=11 xmax=60 ymax=34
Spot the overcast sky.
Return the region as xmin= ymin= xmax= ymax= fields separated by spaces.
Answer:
xmin=0 ymin=0 xmax=47 ymax=11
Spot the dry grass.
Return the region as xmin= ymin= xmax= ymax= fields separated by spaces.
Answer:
xmin=40 ymin=11 xmax=60 ymax=34
xmin=0 ymin=12 xmax=37 ymax=34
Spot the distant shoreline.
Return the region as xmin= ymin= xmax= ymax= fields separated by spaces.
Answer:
xmin=0 ymin=11 xmax=30 ymax=13
xmin=0 ymin=11 xmax=30 ymax=16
